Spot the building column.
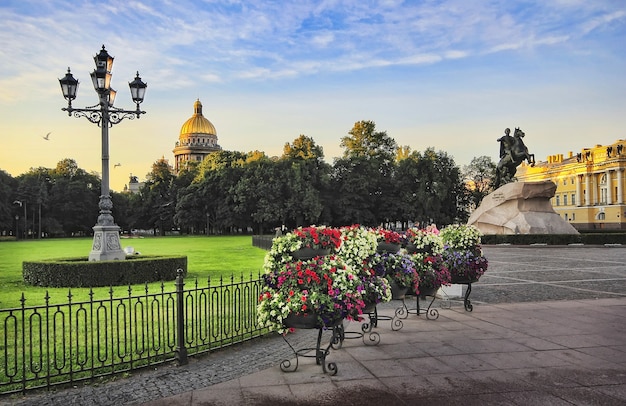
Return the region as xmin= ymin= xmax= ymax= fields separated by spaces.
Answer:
xmin=606 ymin=169 xmax=613 ymax=205
xmin=594 ymin=173 xmax=600 ymax=205
xmin=618 ymin=168 xmax=624 ymax=205
xmin=585 ymin=174 xmax=592 ymax=206
xmin=576 ymin=175 xmax=583 ymax=206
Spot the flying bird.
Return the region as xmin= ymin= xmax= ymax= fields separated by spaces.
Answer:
xmin=114 ymin=163 xmax=122 ymax=168
xmin=42 ymin=132 xmax=51 ymax=140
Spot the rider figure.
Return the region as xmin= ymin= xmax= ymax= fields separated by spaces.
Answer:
xmin=497 ymin=128 xmax=514 ymax=163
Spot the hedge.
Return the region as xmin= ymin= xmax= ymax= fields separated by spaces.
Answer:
xmin=480 ymin=233 xmax=626 ymax=246
xmin=23 ymin=255 xmax=188 ymax=287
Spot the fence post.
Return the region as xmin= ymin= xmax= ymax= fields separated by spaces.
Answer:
xmin=174 ymin=269 xmax=188 ymax=365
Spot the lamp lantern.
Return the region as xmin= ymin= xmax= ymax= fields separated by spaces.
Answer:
xmin=108 ymin=88 xmax=117 ymax=107
xmin=129 ymin=72 xmax=147 ymax=105
xmin=59 ymin=68 xmax=79 ymax=102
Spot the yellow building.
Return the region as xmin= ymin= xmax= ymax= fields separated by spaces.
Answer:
xmin=172 ymin=99 xmax=221 ymax=173
xmin=515 ymin=140 xmax=626 ymax=230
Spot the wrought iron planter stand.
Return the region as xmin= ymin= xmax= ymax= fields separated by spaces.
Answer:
xmin=364 ymin=304 xmax=403 ymax=332
xmin=451 ymin=279 xmax=475 ymax=311
xmin=341 ymin=304 xmax=403 ymax=346
xmin=395 ymin=292 xmax=440 ymax=320
xmin=280 ymin=323 xmax=344 ymax=375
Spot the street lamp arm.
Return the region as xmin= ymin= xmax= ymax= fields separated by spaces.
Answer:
xmin=61 ymin=106 xmax=104 ymax=125
xmin=109 ymin=106 xmax=146 ymax=124
xmin=61 ymin=105 xmax=146 ymax=126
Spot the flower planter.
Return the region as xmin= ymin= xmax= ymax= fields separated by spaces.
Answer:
xmin=405 ymin=243 xmax=433 ymax=254
xmin=292 ymin=247 xmax=331 ymax=260
xmin=450 ymin=275 xmax=479 ymax=284
xmin=389 ymin=281 xmax=408 ymax=300
xmin=284 ymin=312 xmax=319 ymax=329
xmin=377 ymin=242 xmax=401 ymax=253
xmin=418 ymin=286 xmax=437 ymax=297
xmin=363 ymin=302 xmax=377 ymax=313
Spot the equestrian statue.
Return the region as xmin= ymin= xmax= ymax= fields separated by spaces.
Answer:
xmin=494 ymin=127 xmax=535 ymax=188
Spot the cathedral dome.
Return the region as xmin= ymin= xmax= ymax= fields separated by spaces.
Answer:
xmin=180 ymin=99 xmax=216 ymax=136
xmin=173 ymin=99 xmax=221 ymax=174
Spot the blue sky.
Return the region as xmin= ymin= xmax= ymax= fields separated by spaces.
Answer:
xmin=1 ymin=0 xmax=625 ymax=191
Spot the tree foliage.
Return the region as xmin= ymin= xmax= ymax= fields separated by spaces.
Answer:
xmin=0 ymin=123 xmax=480 ymax=237
xmin=462 ymin=155 xmax=496 ymax=209
xmin=0 ymin=169 xmax=17 ymax=233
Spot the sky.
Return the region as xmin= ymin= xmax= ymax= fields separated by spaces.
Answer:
xmin=1 ymin=0 xmax=625 ymax=192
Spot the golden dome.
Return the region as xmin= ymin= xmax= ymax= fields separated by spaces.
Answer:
xmin=180 ymin=99 xmax=216 ymax=136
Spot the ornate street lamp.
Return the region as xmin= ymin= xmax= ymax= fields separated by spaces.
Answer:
xmin=59 ymin=45 xmax=147 ymax=261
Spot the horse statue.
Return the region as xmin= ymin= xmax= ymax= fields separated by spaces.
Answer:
xmin=494 ymin=127 xmax=535 ymax=188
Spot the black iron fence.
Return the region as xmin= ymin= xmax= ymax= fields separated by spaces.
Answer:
xmin=0 ymin=270 xmax=266 ymax=395
xmin=252 ymin=235 xmax=274 ymax=250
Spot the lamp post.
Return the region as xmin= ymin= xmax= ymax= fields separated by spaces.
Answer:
xmin=59 ymin=45 xmax=147 ymax=261
xmin=13 ymin=200 xmax=26 ymax=240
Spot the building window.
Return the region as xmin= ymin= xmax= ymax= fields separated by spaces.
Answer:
xmin=597 ymin=212 xmax=606 ymax=220
xmin=571 ymin=177 xmax=575 ymax=185
xmin=572 ymin=213 xmax=575 ymax=221
xmin=564 ymin=213 xmax=568 ymax=221
xmin=563 ymin=179 xmax=566 ymax=186
xmin=600 ymin=188 xmax=607 ymax=205
xmin=572 ymin=194 xmax=576 ymax=206
xmin=556 ymin=196 xmax=560 ymax=206
xmin=564 ymin=195 xmax=568 ymax=206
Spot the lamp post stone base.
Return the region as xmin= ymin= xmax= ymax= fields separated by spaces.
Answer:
xmin=89 ymin=224 xmax=125 ymax=261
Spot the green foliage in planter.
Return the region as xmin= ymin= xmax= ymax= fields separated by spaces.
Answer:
xmin=23 ymin=255 xmax=187 ymax=287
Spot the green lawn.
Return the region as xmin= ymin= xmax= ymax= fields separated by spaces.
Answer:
xmin=0 ymin=236 xmax=268 ymax=309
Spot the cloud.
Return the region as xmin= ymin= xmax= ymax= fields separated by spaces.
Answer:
xmin=1 ymin=0 xmax=624 ymax=100
xmin=580 ymin=10 xmax=626 ymax=35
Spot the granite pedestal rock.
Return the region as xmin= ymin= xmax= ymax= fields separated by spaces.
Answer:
xmin=467 ymin=181 xmax=579 ymax=235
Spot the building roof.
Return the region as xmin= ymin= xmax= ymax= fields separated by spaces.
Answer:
xmin=180 ymin=99 xmax=217 ymax=137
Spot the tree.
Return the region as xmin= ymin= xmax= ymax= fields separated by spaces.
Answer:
xmin=332 ymin=121 xmax=398 ymax=226
xmin=392 ymin=151 xmax=423 ymax=228
xmin=46 ymin=160 xmax=100 ymax=237
xmin=173 ymin=183 xmax=206 ymax=234
xmin=462 ymin=156 xmax=496 ymax=209
xmin=417 ymin=148 xmax=467 ymax=225
xmin=392 ymin=148 xmax=467 ymax=227
xmin=281 ymin=135 xmax=330 ymax=227
xmin=340 ymin=120 xmax=397 ymax=164
xmin=0 ymin=169 xmax=17 ymax=235
xmin=140 ymin=158 xmax=176 ymax=236
xmin=330 ymin=156 xmax=379 ymax=226
xmin=111 ymin=191 xmax=132 ymax=233
xmin=179 ymin=150 xmax=249 ymax=234
xmin=283 ymin=135 xmax=324 ymax=161
xmin=232 ymin=158 xmax=287 ymax=234
xmin=396 ymin=145 xmax=411 ymax=161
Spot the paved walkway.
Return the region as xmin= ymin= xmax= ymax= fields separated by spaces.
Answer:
xmin=3 ymin=245 xmax=626 ymax=405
